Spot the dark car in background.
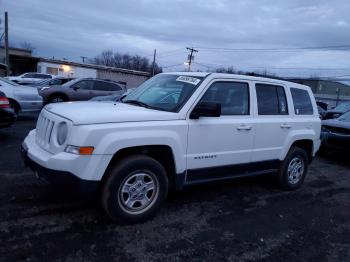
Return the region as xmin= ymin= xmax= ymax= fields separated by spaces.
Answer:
xmin=0 ymin=91 xmax=16 ymax=128
xmin=321 ymin=111 xmax=350 ymax=151
xmin=29 ymin=77 xmax=75 ymax=89
xmin=323 ymin=101 xmax=350 ymax=120
xmin=39 ymin=78 xmax=126 ymax=104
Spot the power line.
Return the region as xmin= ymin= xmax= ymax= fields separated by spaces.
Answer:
xmin=194 ymin=44 xmax=350 ymax=52
xmin=193 ymin=62 xmax=350 ymax=71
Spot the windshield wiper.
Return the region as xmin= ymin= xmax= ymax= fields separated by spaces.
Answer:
xmin=123 ymin=100 xmax=151 ymax=108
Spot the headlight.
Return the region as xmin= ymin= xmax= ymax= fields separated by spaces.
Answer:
xmin=57 ymin=122 xmax=68 ymax=145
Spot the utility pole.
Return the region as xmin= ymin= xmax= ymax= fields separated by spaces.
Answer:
xmin=80 ymin=56 xmax=87 ymax=63
xmin=151 ymin=49 xmax=156 ymax=76
xmin=4 ymin=12 xmax=9 ymax=76
xmin=186 ymin=47 xmax=198 ymax=72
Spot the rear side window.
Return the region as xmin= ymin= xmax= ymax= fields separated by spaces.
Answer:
xmin=200 ymin=81 xmax=249 ymax=115
xmin=35 ymin=74 xmax=51 ymax=79
xmin=94 ymin=81 xmax=122 ymax=91
xmin=256 ymin=84 xmax=288 ymax=115
xmin=108 ymin=83 xmax=122 ymax=91
xmin=290 ymin=88 xmax=314 ymax=115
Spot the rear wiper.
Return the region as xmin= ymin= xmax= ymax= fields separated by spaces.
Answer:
xmin=123 ymin=100 xmax=151 ymax=108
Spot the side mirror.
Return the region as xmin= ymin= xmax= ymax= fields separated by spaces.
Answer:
xmin=190 ymin=101 xmax=221 ymax=119
xmin=72 ymin=85 xmax=80 ymax=91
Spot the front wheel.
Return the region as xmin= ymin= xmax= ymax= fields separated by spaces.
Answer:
xmin=101 ymin=155 xmax=169 ymax=224
xmin=278 ymin=147 xmax=309 ymax=190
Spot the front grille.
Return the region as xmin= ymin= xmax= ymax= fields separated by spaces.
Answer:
xmin=36 ymin=113 xmax=55 ymax=149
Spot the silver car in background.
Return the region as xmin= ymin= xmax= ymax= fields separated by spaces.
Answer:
xmin=0 ymin=77 xmax=43 ymax=115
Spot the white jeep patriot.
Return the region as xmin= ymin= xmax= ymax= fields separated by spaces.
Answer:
xmin=22 ymin=72 xmax=321 ymax=223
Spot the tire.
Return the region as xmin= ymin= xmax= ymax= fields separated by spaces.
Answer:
xmin=48 ymin=95 xmax=67 ymax=103
xmin=278 ymin=147 xmax=309 ymax=190
xmin=101 ymin=155 xmax=169 ymax=224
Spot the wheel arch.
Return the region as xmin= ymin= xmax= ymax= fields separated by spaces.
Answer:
xmin=101 ymin=145 xmax=177 ymax=190
xmin=284 ymin=139 xmax=314 ymax=163
xmin=8 ymin=98 xmax=21 ymax=113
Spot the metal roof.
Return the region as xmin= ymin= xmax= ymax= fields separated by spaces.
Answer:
xmin=37 ymin=57 xmax=150 ymax=77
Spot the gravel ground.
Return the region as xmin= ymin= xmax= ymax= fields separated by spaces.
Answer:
xmin=0 ymin=113 xmax=349 ymax=262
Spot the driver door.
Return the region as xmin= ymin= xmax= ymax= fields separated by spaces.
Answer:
xmin=69 ymin=80 xmax=95 ymax=101
xmin=186 ymin=80 xmax=255 ymax=182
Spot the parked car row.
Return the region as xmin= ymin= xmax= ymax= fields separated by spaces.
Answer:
xmin=39 ymin=78 xmax=126 ymax=104
xmin=7 ymin=72 xmax=53 ymax=85
xmin=0 ymin=74 xmax=130 ymax=112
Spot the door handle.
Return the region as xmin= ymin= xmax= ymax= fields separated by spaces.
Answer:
xmin=237 ymin=125 xmax=252 ymax=131
xmin=281 ymin=123 xmax=292 ymax=129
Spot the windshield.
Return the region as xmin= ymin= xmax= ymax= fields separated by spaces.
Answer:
xmin=338 ymin=111 xmax=350 ymax=121
xmin=32 ymin=79 xmax=50 ymax=86
xmin=335 ymin=102 xmax=350 ymax=111
xmin=123 ymin=74 xmax=204 ymax=112
xmin=0 ymin=77 xmax=20 ymax=86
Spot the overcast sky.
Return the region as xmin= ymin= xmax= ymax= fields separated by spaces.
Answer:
xmin=2 ymin=0 xmax=350 ymax=77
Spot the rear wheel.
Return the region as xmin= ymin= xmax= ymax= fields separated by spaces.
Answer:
xmin=101 ymin=155 xmax=169 ymax=224
xmin=48 ymin=95 xmax=67 ymax=103
xmin=278 ymin=147 xmax=308 ymax=190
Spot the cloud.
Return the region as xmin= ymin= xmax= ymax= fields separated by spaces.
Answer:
xmin=2 ymin=0 xmax=350 ymax=77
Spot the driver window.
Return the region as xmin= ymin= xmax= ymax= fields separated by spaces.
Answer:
xmin=200 ymin=81 xmax=250 ymax=115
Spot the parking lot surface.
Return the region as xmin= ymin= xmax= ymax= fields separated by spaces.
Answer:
xmin=0 ymin=113 xmax=349 ymax=261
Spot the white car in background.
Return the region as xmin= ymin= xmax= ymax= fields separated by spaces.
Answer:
xmin=7 ymin=72 xmax=53 ymax=85
xmin=0 ymin=77 xmax=43 ymax=115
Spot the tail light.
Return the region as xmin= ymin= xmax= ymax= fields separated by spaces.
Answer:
xmin=0 ymin=97 xmax=10 ymax=108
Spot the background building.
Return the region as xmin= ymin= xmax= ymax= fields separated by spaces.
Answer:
xmin=37 ymin=58 xmax=149 ymax=89
xmin=0 ymin=47 xmax=150 ymax=89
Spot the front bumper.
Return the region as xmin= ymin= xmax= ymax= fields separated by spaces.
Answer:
xmin=321 ymin=131 xmax=350 ymax=150
xmin=21 ymin=143 xmax=98 ymax=195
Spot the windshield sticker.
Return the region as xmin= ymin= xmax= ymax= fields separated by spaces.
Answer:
xmin=176 ymin=76 xmax=201 ymax=85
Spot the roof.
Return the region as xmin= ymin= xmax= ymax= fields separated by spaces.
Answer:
xmin=36 ymin=57 xmax=150 ymax=77
xmin=164 ymin=72 xmax=307 ymax=87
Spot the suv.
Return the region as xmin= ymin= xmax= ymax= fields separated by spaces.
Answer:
xmin=7 ymin=73 xmax=52 ymax=85
xmin=22 ymin=73 xmax=321 ymax=224
xmin=39 ymin=78 xmax=126 ymax=104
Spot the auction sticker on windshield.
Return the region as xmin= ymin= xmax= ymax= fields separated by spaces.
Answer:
xmin=176 ymin=76 xmax=201 ymax=85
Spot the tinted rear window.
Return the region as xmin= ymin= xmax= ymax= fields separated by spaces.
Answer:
xmin=256 ymin=84 xmax=288 ymax=115
xmin=290 ymin=88 xmax=314 ymax=115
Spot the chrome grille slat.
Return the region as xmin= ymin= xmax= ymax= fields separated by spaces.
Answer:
xmin=36 ymin=112 xmax=56 ymax=150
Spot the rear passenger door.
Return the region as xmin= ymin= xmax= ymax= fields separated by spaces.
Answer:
xmin=252 ymin=83 xmax=292 ymax=162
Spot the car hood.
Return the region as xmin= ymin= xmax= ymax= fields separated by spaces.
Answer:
xmin=322 ymin=119 xmax=350 ymax=129
xmin=44 ymin=101 xmax=180 ymax=125
xmin=326 ymin=109 xmax=345 ymax=114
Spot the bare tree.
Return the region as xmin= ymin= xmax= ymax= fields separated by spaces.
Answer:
xmin=19 ymin=41 xmax=35 ymax=53
xmin=90 ymin=50 xmax=162 ymax=74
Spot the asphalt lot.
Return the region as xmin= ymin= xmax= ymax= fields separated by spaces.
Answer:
xmin=0 ymin=113 xmax=349 ymax=262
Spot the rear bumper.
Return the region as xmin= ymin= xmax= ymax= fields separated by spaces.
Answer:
xmin=21 ymin=143 xmax=99 ymax=195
